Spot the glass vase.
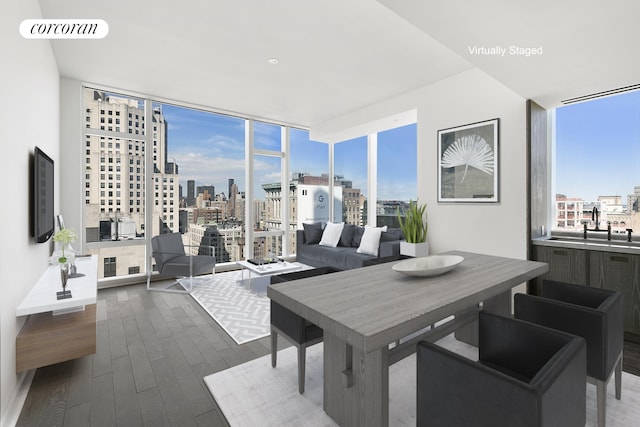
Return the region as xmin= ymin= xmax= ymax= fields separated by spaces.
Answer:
xmin=57 ymin=263 xmax=72 ymax=300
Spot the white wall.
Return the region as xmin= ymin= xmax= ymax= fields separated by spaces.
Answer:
xmin=0 ymin=0 xmax=60 ymax=424
xmin=313 ymin=68 xmax=528 ymax=260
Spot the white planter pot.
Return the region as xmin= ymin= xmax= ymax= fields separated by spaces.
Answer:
xmin=400 ymin=241 xmax=430 ymax=258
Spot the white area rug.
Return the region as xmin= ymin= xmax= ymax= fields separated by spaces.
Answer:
xmin=189 ymin=271 xmax=271 ymax=345
xmin=205 ymin=334 xmax=640 ymax=426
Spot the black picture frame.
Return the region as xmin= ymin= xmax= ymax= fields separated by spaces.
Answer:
xmin=437 ymin=118 xmax=499 ymax=203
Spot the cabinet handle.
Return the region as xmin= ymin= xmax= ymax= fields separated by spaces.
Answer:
xmin=553 ymin=250 xmax=568 ymax=256
xmin=610 ymin=255 xmax=628 ymax=263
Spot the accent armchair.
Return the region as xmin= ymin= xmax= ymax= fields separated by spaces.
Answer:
xmin=514 ymin=280 xmax=624 ymax=427
xmin=417 ymin=311 xmax=587 ymax=427
xmin=147 ymin=232 xmax=215 ymax=293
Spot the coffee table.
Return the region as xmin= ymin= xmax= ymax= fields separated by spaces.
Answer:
xmin=236 ymin=260 xmax=306 ymax=293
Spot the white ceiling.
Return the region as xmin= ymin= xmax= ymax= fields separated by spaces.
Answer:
xmin=39 ymin=0 xmax=640 ymax=130
xmin=39 ymin=0 xmax=470 ymax=128
xmin=381 ymin=0 xmax=640 ymax=108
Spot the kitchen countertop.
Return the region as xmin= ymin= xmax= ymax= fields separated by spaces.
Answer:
xmin=533 ymin=237 xmax=640 ymax=255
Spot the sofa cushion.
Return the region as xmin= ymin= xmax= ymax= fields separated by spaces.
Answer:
xmin=319 ymin=222 xmax=344 ymax=247
xmin=302 ymin=244 xmax=378 ymax=270
xmin=357 ymin=226 xmax=386 ymax=256
xmin=302 ymin=222 xmax=323 ymax=244
xmin=381 ymin=227 xmax=404 ymax=242
xmin=339 ymin=224 xmax=356 ymax=247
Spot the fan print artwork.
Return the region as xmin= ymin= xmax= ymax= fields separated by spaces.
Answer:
xmin=438 ymin=119 xmax=499 ymax=202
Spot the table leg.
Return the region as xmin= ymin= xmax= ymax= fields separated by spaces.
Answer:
xmin=483 ymin=289 xmax=512 ymax=316
xmin=455 ymin=290 xmax=512 ymax=346
xmin=323 ymin=331 xmax=389 ymax=427
xmin=240 ymin=267 xmax=253 ymax=290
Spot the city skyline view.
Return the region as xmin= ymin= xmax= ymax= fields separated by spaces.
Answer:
xmin=555 ymin=90 xmax=640 ymax=203
xmin=82 ymin=88 xmax=419 ymax=278
xmin=160 ymin=103 xmax=417 ymax=202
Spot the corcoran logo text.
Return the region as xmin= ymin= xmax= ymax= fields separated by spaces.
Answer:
xmin=20 ymin=19 xmax=109 ymax=39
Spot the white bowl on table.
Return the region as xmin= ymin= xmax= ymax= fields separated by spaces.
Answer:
xmin=392 ymin=255 xmax=464 ymax=277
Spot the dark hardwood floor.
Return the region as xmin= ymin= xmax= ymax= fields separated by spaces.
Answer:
xmin=16 ymin=282 xmax=282 ymax=427
xmin=16 ymin=282 xmax=640 ymax=426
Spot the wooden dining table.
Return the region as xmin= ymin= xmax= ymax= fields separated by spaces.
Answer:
xmin=267 ymin=250 xmax=548 ymax=427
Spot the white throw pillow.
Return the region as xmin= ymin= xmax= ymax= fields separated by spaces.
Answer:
xmin=319 ymin=222 xmax=344 ymax=248
xmin=356 ymin=226 xmax=386 ymax=256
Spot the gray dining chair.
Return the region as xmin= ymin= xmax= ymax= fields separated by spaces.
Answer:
xmin=514 ymin=280 xmax=624 ymax=427
xmin=417 ymin=311 xmax=587 ymax=427
xmin=147 ymin=232 xmax=215 ymax=293
xmin=269 ymin=267 xmax=340 ymax=393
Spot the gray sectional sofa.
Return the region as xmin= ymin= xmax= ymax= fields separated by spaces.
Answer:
xmin=295 ymin=224 xmax=404 ymax=271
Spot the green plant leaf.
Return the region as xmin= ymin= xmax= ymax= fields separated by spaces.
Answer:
xmin=397 ymin=200 xmax=428 ymax=243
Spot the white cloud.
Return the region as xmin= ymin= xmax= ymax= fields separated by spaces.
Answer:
xmin=173 ymin=153 xmax=245 ymax=188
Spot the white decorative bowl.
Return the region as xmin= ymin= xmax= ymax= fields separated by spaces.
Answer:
xmin=392 ymin=255 xmax=464 ymax=277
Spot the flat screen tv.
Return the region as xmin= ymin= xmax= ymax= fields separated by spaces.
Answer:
xmin=32 ymin=146 xmax=55 ymax=243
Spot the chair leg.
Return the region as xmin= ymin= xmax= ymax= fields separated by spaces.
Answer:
xmin=596 ymin=379 xmax=606 ymax=427
xmin=615 ymin=354 xmax=622 ymax=400
xmin=298 ymin=345 xmax=306 ymax=394
xmin=271 ymin=329 xmax=278 ymax=368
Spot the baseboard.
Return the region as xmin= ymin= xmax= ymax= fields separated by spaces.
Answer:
xmin=1 ymin=369 xmax=35 ymax=427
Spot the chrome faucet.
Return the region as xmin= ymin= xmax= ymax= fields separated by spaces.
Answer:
xmin=592 ymin=207 xmax=599 ymax=230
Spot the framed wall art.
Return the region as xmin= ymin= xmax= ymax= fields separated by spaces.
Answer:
xmin=437 ymin=118 xmax=499 ymax=203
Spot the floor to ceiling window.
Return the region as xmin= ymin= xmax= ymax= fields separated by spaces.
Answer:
xmin=332 ymin=124 xmax=417 ymax=228
xmin=377 ymin=123 xmax=417 ymax=227
xmin=83 ymin=89 xmax=148 ymax=278
xmin=334 ymin=136 xmax=368 ymax=226
xmin=154 ymin=102 xmax=246 ymax=264
xmin=554 ymin=90 xmax=640 ymax=237
xmin=83 ymin=85 xmax=420 ymax=278
xmin=290 ymin=128 xmax=329 ymax=253
xmin=253 ymin=120 xmax=284 ymax=259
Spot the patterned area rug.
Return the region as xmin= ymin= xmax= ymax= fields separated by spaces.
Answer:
xmin=205 ymin=334 xmax=640 ymax=426
xmin=189 ymin=270 xmax=271 ymax=345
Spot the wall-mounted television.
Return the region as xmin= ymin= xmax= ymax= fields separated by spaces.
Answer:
xmin=32 ymin=146 xmax=55 ymax=243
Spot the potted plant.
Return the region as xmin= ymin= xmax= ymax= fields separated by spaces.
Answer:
xmin=49 ymin=228 xmax=77 ymax=299
xmin=398 ymin=200 xmax=429 ymax=257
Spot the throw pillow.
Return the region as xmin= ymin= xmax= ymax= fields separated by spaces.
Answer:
xmin=351 ymin=226 xmax=365 ymax=247
xmin=356 ymin=226 xmax=386 ymax=256
xmin=339 ymin=224 xmax=356 ymax=247
xmin=319 ymin=222 xmax=345 ymax=247
xmin=302 ymin=222 xmax=323 ymax=244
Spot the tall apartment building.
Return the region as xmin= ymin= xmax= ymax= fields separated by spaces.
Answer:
xmin=183 ymin=207 xmax=225 ymax=225
xmin=554 ymin=195 xmax=584 ymax=230
xmin=260 ymin=173 xmax=360 ymax=255
xmin=228 ymin=182 xmax=239 ymax=218
xmin=187 ymin=223 xmax=242 ymax=263
xmin=186 ymin=180 xmax=195 ymax=206
xmin=84 ymin=89 xmax=179 ymax=276
xmin=197 ymin=185 xmax=215 ymax=203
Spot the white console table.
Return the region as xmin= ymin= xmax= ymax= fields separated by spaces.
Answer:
xmin=16 ymin=255 xmax=98 ymax=372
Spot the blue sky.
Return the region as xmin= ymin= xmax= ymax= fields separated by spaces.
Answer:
xmin=159 ymin=102 xmax=417 ymax=201
xmin=555 ymin=90 xmax=640 ymax=202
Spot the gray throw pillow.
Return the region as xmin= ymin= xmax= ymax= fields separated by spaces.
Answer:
xmin=339 ymin=224 xmax=356 ymax=247
xmin=351 ymin=227 xmax=365 ymax=247
xmin=302 ymin=222 xmax=323 ymax=244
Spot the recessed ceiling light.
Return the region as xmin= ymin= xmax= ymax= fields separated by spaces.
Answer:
xmin=267 ymin=58 xmax=279 ymax=65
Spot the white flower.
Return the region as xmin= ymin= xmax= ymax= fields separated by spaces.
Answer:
xmin=50 ymin=229 xmax=77 ymax=265
xmin=53 ymin=228 xmax=77 ymax=245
